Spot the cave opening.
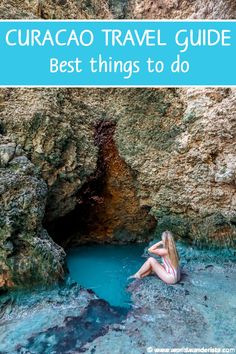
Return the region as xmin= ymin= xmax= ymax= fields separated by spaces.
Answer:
xmin=44 ymin=120 xmax=156 ymax=250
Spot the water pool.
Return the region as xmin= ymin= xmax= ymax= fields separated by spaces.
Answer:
xmin=66 ymin=243 xmax=147 ymax=308
xmin=0 ymin=242 xmax=235 ymax=354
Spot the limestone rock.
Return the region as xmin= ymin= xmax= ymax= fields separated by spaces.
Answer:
xmin=1 ymin=88 xmax=236 ymax=251
xmin=116 ymin=88 xmax=236 ymax=246
xmin=0 ymin=136 xmax=65 ymax=288
xmin=129 ymin=0 xmax=236 ymax=19
xmin=1 ymin=0 xmax=235 ymax=19
xmin=0 ymin=0 xmax=235 ymax=290
xmin=0 ymin=0 xmax=112 ymax=19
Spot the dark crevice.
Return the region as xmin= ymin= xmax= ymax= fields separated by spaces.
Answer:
xmin=108 ymin=0 xmax=129 ymax=19
xmin=44 ymin=120 xmax=156 ymax=248
xmin=17 ymin=299 xmax=127 ymax=353
xmin=44 ymin=120 xmax=114 ymax=247
xmin=0 ymin=121 xmax=6 ymax=135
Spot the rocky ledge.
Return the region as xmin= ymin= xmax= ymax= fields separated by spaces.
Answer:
xmin=83 ymin=244 xmax=236 ymax=353
xmin=0 ymin=243 xmax=235 ymax=353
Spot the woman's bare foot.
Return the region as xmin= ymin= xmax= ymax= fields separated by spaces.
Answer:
xmin=127 ymin=274 xmax=141 ymax=280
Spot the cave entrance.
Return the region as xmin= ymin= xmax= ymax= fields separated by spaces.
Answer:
xmin=44 ymin=120 xmax=156 ymax=249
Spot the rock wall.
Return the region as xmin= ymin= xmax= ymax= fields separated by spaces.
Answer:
xmin=0 ymin=0 xmax=235 ymax=19
xmin=0 ymin=1 xmax=235 ymax=288
xmin=129 ymin=0 xmax=236 ymax=19
xmin=116 ymin=88 xmax=236 ymax=246
xmin=0 ymin=135 xmax=65 ymax=288
xmin=1 ymin=88 xmax=235 ymax=249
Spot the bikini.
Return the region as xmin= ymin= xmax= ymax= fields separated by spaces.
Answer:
xmin=162 ymin=256 xmax=181 ymax=282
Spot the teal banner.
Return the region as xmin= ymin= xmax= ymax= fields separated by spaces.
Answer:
xmin=0 ymin=20 xmax=235 ymax=86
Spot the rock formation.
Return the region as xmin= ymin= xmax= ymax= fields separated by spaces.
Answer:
xmin=0 ymin=1 xmax=235 ymax=288
xmin=0 ymin=135 xmax=65 ymax=288
xmin=116 ymin=88 xmax=236 ymax=246
xmin=1 ymin=0 xmax=235 ymax=19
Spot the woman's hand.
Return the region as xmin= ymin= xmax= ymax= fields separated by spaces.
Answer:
xmin=148 ymin=240 xmax=168 ymax=256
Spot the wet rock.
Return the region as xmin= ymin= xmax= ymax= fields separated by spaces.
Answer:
xmin=0 ymin=282 xmax=127 ymax=354
xmin=83 ymin=245 xmax=236 ymax=353
xmin=0 ymin=244 xmax=235 ymax=353
xmin=19 ymin=299 xmax=127 ymax=354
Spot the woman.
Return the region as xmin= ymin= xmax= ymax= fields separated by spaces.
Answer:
xmin=129 ymin=231 xmax=181 ymax=284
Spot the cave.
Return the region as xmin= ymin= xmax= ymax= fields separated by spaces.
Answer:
xmin=44 ymin=120 xmax=156 ymax=249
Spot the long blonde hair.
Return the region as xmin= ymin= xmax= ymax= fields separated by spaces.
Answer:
xmin=162 ymin=231 xmax=179 ymax=269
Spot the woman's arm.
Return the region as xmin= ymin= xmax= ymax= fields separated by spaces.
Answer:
xmin=148 ymin=241 xmax=163 ymax=253
xmin=149 ymin=248 xmax=168 ymax=257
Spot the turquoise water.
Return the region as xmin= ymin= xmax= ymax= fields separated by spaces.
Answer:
xmin=0 ymin=242 xmax=235 ymax=353
xmin=0 ymin=283 xmax=128 ymax=354
xmin=66 ymin=243 xmax=147 ymax=308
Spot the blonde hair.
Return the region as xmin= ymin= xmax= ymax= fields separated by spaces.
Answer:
xmin=162 ymin=231 xmax=179 ymax=269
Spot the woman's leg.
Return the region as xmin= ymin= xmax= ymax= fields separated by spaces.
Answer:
xmin=148 ymin=257 xmax=177 ymax=284
xmin=131 ymin=257 xmax=176 ymax=284
xmin=131 ymin=257 xmax=159 ymax=279
xmin=133 ymin=258 xmax=153 ymax=278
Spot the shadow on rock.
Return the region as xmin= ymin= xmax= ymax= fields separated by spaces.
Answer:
xmin=16 ymin=299 xmax=128 ymax=354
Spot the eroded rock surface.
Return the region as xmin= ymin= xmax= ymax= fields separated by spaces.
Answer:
xmin=0 ymin=0 xmax=235 ymax=19
xmin=46 ymin=120 xmax=156 ymax=246
xmin=116 ymin=88 xmax=236 ymax=246
xmin=0 ymin=135 xmax=65 ymax=289
xmin=0 ymin=1 xmax=235 ymax=288
xmin=130 ymin=0 xmax=236 ymax=19
xmin=1 ymin=88 xmax=236 ymax=251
